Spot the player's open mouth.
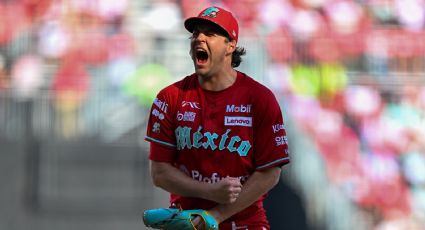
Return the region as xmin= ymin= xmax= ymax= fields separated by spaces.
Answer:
xmin=195 ymin=49 xmax=209 ymax=64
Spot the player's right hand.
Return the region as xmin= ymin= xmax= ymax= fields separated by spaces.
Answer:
xmin=208 ymin=176 xmax=242 ymax=204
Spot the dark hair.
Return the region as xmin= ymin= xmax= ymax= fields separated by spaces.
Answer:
xmin=232 ymin=46 xmax=246 ymax=67
xmin=221 ymin=32 xmax=245 ymax=67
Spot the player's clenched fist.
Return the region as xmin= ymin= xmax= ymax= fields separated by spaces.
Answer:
xmin=207 ymin=176 xmax=242 ymax=204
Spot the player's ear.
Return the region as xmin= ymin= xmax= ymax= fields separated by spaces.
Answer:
xmin=226 ymin=40 xmax=236 ymax=54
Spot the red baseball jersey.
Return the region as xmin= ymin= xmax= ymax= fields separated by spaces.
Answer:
xmin=145 ymin=71 xmax=290 ymax=228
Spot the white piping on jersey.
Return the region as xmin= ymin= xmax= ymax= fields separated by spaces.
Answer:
xmin=145 ymin=136 xmax=176 ymax=148
xmin=256 ymin=156 xmax=290 ymax=170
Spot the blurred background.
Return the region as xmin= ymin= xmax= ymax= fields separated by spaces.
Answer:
xmin=1 ymin=0 xmax=425 ymax=229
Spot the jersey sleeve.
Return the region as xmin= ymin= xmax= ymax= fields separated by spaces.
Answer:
xmin=145 ymin=87 xmax=178 ymax=162
xmin=253 ymin=90 xmax=290 ymax=171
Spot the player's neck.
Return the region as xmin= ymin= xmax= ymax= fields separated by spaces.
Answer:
xmin=198 ymin=69 xmax=237 ymax=91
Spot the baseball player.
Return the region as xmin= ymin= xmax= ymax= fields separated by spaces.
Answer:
xmin=144 ymin=6 xmax=290 ymax=230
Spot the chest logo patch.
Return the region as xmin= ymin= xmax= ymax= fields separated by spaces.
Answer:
xmin=177 ymin=111 xmax=196 ymax=122
xmin=182 ymin=101 xmax=201 ymax=109
xmin=224 ymin=116 xmax=252 ymax=127
xmin=226 ymin=104 xmax=252 ymax=113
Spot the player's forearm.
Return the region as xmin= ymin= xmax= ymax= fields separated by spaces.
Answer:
xmin=208 ymin=167 xmax=282 ymax=223
xmin=150 ymin=161 xmax=211 ymax=199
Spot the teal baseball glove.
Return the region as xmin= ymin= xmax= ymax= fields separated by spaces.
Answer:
xmin=143 ymin=208 xmax=219 ymax=230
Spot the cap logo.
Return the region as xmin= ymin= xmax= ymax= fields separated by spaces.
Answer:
xmin=201 ymin=7 xmax=219 ymax=18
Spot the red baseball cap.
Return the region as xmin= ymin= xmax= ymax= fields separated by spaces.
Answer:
xmin=184 ymin=6 xmax=239 ymax=43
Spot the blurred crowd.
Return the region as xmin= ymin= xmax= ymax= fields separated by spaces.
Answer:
xmin=0 ymin=0 xmax=133 ymax=92
xmin=1 ymin=0 xmax=425 ymax=229
xmin=2 ymin=0 xmax=425 ymax=94
xmin=286 ymin=82 xmax=425 ymax=229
